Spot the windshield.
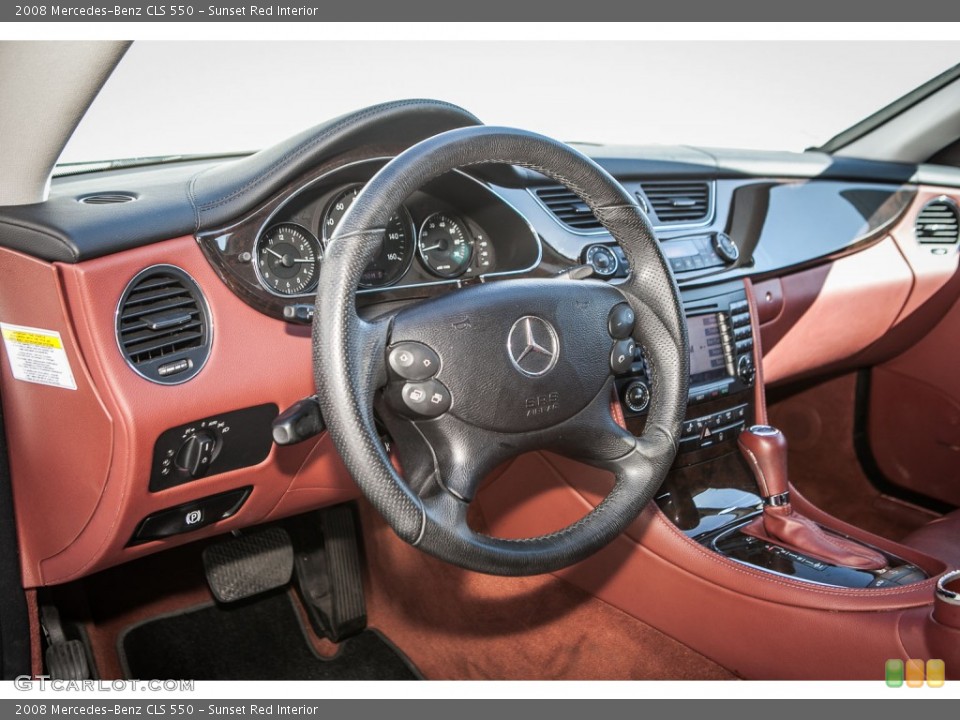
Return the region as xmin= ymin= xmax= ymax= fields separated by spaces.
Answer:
xmin=59 ymin=40 xmax=960 ymax=165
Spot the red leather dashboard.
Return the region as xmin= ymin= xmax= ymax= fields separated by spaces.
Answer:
xmin=0 ymin=237 xmax=357 ymax=587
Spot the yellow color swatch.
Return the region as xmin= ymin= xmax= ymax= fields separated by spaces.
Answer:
xmin=926 ymin=659 xmax=945 ymax=688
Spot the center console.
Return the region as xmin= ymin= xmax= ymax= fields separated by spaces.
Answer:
xmin=616 ymin=280 xmax=930 ymax=591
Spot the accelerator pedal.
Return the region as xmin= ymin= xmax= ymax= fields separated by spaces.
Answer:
xmin=202 ymin=527 xmax=294 ymax=603
xmin=290 ymin=504 xmax=366 ymax=643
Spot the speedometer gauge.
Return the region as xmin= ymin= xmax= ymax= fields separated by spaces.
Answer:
xmin=322 ymin=186 xmax=414 ymax=288
xmin=255 ymin=223 xmax=321 ymax=296
xmin=418 ymin=213 xmax=474 ymax=278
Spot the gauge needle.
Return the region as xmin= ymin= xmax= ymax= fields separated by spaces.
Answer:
xmin=292 ymin=258 xmax=315 ymax=263
xmin=265 ymin=247 xmax=284 ymax=260
xmin=421 ymin=244 xmax=442 ymax=252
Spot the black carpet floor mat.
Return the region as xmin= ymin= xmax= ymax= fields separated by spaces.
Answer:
xmin=119 ymin=592 xmax=418 ymax=680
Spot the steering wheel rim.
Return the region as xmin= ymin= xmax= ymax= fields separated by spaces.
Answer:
xmin=313 ymin=126 xmax=688 ymax=576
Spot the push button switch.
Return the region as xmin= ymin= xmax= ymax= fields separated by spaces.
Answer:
xmin=610 ymin=338 xmax=636 ymax=375
xmin=388 ymin=342 xmax=440 ymax=381
xmin=130 ymin=487 xmax=251 ymax=545
xmin=401 ymin=379 xmax=452 ymax=418
xmin=623 ymin=380 xmax=650 ymax=413
xmin=607 ymin=303 xmax=636 ymax=340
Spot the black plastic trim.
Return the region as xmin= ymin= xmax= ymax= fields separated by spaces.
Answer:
xmin=852 ymin=369 xmax=956 ymax=515
xmin=0 ymin=403 xmax=31 ymax=679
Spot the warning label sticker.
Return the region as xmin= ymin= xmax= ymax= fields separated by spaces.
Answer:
xmin=0 ymin=322 xmax=77 ymax=391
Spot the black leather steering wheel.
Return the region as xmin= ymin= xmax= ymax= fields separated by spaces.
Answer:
xmin=313 ymin=127 xmax=688 ymax=576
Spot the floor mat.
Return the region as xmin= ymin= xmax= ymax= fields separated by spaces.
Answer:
xmin=119 ymin=591 xmax=418 ymax=680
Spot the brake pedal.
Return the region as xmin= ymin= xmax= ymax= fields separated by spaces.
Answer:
xmin=40 ymin=605 xmax=90 ymax=681
xmin=202 ymin=526 xmax=294 ymax=603
xmin=290 ymin=504 xmax=366 ymax=643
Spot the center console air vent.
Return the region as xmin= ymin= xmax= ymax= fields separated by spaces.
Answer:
xmin=533 ymin=187 xmax=604 ymax=231
xmin=535 ymin=181 xmax=712 ymax=232
xmin=116 ymin=265 xmax=211 ymax=385
xmin=915 ymin=198 xmax=959 ymax=247
xmin=640 ymin=181 xmax=711 ymax=224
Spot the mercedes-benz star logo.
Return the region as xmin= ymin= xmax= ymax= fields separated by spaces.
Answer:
xmin=507 ymin=316 xmax=560 ymax=377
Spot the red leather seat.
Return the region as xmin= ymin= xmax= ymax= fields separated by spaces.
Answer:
xmin=903 ymin=511 xmax=960 ymax=569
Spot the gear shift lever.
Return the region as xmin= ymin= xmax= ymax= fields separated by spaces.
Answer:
xmin=738 ymin=425 xmax=887 ymax=571
xmin=737 ymin=425 xmax=790 ymax=505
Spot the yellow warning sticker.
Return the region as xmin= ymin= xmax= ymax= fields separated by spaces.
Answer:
xmin=0 ymin=322 xmax=77 ymax=390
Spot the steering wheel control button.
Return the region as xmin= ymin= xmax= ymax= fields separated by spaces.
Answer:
xmin=610 ymin=338 xmax=636 ymax=375
xmin=388 ymin=342 xmax=440 ymax=381
xmin=401 ymin=380 xmax=451 ymax=418
xmin=623 ymin=380 xmax=651 ymax=413
xmin=507 ymin=316 xmax=560 ymax=378
xmin=607 ymin=303 xmax=636 ymax=339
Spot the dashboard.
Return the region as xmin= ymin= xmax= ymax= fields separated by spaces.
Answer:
xmin=0 ymin=99 xmax=959 ymax=587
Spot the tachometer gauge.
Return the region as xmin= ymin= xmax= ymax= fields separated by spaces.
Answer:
xmin=418 ymin=213 xmax=474 ymax=278
xmin=322 ymin=186 xmax=414 ymax=288
xmin=255 ymin=223 xmax=321 ymax=296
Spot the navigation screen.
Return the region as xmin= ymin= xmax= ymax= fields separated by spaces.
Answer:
xmin=688 ymin=314 xmax=728 ymax=386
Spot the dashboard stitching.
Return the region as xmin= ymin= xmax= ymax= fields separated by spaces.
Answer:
xmin=187 ymin=169 xmax=202 ymax=234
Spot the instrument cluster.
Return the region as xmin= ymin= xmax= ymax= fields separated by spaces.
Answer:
xmin=197 ymin=159 xmax=542 ymax=320
xmin=255 ymin=173 xmax=520 ymax=297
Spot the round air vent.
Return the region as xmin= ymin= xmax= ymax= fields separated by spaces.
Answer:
xmin=79 ymin=192 xmax=137 ymax=205
xmin=116 ymin=265 xmax=212 ymax=385
xmin=915 ymin=197 xmax=959 ymax=252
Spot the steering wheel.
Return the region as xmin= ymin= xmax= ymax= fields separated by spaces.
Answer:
xmin=313 ymin=127 xmax=688 ymax=576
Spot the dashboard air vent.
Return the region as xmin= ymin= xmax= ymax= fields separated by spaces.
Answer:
xmin=533 ymin=187 xmax=604 ymax=231
xmin=641 ymin=181 xmax=710 ymax=224
xmin=79 ymin=193 xmax=137 ymax=205
xmin=915 ymin=199 xmax=960 ymax=247
xmin=116 ymin=266 xmax=211 ymax=385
